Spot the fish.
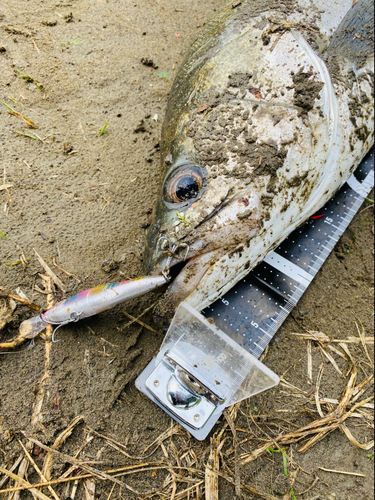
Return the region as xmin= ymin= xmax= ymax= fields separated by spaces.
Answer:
xmin=144 ymin=0 xmax=374 ymax=327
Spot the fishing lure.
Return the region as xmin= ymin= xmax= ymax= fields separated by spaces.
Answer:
xmin=1 ymin=276 xmax=167 ymax=351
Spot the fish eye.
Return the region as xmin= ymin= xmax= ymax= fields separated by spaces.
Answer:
xmin=164 ymin=164 xmax=204 ymax=204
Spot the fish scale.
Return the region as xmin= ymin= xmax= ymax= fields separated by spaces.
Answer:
xmin=203 ymin=149 xmax=374 ymax=358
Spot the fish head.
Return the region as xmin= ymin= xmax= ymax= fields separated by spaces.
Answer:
xmin=143 ymin=11 xmax=302 ymax=326
xmin=144 ymin=126 xmax=264 ymax=327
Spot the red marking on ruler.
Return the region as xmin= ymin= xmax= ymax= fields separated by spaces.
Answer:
xmin=311 ymin=214 xmax=325 ymax=219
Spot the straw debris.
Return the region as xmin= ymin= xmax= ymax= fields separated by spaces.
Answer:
xmin=1 ymin=321 xmax=372 ymax=498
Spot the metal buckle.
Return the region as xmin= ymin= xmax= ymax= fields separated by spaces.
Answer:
xmin=145 ymin=352 xmax=225 ymax=430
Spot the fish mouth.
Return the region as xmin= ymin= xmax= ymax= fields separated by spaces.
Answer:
xmin=151 ymin=248 xmax=225 ymax=329
xmin=150 ymin=222 xmax=239 ymax=284
xmin=150 ymin=220 xmax=258 ymax=328
xmin=163 ymin=246 xmax=225 ymax=282
xmin=147 ymin=192 xmax=261 ymax=327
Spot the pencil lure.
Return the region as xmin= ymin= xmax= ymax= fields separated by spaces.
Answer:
xmin=17 ymin=276 xmax=167 ymax=343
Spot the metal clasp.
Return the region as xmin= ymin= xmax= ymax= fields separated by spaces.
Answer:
xmin=145 ymin=352 xmax=225 ymax=430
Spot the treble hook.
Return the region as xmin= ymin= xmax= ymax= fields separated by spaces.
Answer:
xmin=38 ymin=311 xmax=83 ymax=343
xmin=157 ymin=235 xmax=191 ymax=281
xmin=157 ymin=236 xmax=174 ymax=252
xmin=157 ymin=237 xmax=189 ymax=258
xmin=161 ymin=244 xmax=191 ymax=282
xmin=52 ymin=311 xmax=83 ymax=343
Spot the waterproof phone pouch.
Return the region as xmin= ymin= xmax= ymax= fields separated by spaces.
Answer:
xmin=136 ymin=302 xmax=279 ymax=440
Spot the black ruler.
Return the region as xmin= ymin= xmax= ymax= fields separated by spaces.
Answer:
xmin=204 ymin=149 xmax=374 ymax=358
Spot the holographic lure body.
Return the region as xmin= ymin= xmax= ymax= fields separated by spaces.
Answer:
xmin=18 ymin=276 xmax=167 ymax=342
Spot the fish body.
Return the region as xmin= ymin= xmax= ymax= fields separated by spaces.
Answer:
xmin=145 ymin=0 xmax=374 ymax=325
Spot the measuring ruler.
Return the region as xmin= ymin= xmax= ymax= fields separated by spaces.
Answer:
xmin=203 ymin=149 xmax=374 ymax=358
